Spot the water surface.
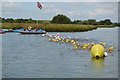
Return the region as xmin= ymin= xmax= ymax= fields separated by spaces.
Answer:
xmin=2 ymin=28 xmax=118 ymax=78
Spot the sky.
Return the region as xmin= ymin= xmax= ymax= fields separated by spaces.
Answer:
xmin=1 ymin=1 xmax=119 ymax=22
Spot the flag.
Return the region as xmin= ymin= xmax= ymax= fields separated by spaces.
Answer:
xmin=37 ymin=2 xmax=42 ymax=9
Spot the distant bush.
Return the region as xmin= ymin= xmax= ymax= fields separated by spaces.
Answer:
xmin=51 ymin=14 xmax=71 ymax=24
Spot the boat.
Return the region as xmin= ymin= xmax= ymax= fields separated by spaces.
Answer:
xmin=13 ymin=28 xmax=24 ymax=32
xmin=1 ymin=29 xmax=9 ymax=32
xmin=19 ymin=31 xmax=46 ymax=34
xmin=0 ymin=31 xmax=6 ymax=34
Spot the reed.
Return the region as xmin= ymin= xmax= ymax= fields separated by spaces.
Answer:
xmin=95 ymin=25 xmax=115 ymax=28
xmin=1 ymin=23 xmax=97 ymax=32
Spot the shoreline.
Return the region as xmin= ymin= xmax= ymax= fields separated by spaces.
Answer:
xmin=0 ymin=23 xmax=117 ymax=32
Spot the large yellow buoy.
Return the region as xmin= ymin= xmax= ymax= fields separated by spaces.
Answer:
xmin=91 ymin=44 xmax=104 ymax=58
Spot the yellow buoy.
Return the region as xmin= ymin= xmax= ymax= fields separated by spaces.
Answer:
xmin=48 ymin=38 xmax=51 ymax=41
xmin=100 ymin=42 xmax=103 ymax=45
xmin=74 ymin=46 xmax=78 ymax=49
xmin=84 ymin=44 xmax=88 ymax=47
xmin=92 ymin=43 xmax=95 ymax=46
xmin=54 ymin=39 xmax=57 ymax=42
xmin=88 ymin=44 xmax=90 ymax=46
xmin=71 ymin=40 xmax=74 ymax=43
xmin=76 ymin=41 xmax=78 ymax=44
xmin=62 ymin=40 xmax=64 ymax=43
xmin=82 ymin=43 xmax=85 ymax=45
xmin=52 ymin=39 xmax=55 ymax=41
xmin=56 ymin=40 xmax=59 ymax=42
xmin=102 ymin=43 xmax=106 ymax=47
xmin=91 ymin=44 xmax=104 ymax=58
xmin=66 ymin=39 xmax=69 ymax=43
xmin=110 ymin=47 xmax=114 ymax=49
xmin=83 ymin=46 xmax=86 ymax=50
xmin=109 ymin=47 xmax=114 ymax=51
xmin=72 ymin=42 xmax=76 ymax=45
xmin=58 ymin=38 xmax=61 ymax=41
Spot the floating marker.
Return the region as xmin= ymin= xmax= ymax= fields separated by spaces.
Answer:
xmin=91 ymin=44 xmax=104 ymax=58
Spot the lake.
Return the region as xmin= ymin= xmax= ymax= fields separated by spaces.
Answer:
xmin=1 ymin=27 xmax=118 ymax=78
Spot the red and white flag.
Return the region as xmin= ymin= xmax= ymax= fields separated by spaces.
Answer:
xmin=37 ymin=2 xmax=42 ymax=9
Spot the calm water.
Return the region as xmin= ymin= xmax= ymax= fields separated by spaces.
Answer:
xmin=2 ymin=28 xmax=118 ymax=78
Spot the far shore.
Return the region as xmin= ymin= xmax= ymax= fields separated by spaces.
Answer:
xmin=0 ymin=23 xmax=117 ymax=32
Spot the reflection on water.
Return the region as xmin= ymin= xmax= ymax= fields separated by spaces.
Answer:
xmin=91 ymin=58 xmax=105 ymax=75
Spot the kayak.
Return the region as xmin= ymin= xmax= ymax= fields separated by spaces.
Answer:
xmin=1 ymin=29 xmax=9 ymax=32
xmin=19 ymin=31 xmax=46 ymax=34
xmin=0 ymin=31 xmax=6 ymax=34
xmin=13 ymin=28 xmax=24 ymax=32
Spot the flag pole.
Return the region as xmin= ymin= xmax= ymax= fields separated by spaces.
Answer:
xmin=37 ymin=2 xmax=42 ymax=27
xmin=37 ymin=19 xmax=38 ymax=27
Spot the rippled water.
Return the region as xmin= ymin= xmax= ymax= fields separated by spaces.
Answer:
xmin=2 ymin=28 xmax=118 ymax=78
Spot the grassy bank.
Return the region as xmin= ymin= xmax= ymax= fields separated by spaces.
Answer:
xmin=95 ymin=25 xmax=116 ymax=28
xmin=1 ymin=23 xmax=97 ymax=32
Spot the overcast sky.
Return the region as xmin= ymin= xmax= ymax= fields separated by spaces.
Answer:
xmin=2 ymin=2 xmax=118 ymax=22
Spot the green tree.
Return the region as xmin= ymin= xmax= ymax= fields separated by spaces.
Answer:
xmin=99 ymin=19 xmax=112 ymax=25
xmin=15 ymin=18 xmax=25 ymax=23
xmin=116 ymin=23 xmax=120 ymax=27
xmin=72 ymin=20 xmax=82 ymax=24
xmin=104 ymin=19 xmax=112 ymax=25
xmin=2 ymin=18 xmax=6 ymax=23
xmin=82 ymin=20 xmax=88 ymax=25
xmin=51 ymin=14 xmax=71 ymax=24
xmin=6 ymin=18 xmax=14 ymax=23
xmin=99 ymin=20 xmax=105 ymax=25
xmin=26 ymin=18 xmax=35 ymax=23
xmin=88 ymin=19 xmax=96 ymax=25
xmin=0 ymin=17 xmax=2 ymax=23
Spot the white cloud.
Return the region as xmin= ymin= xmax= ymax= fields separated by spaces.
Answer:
xmin=96 ymin=3 xmax=116 ymax=9
xmin=2 ymin=2 xmax=21 ymax=8
xmin=2 ymin=2 xmax=23 ymax=17
xmin=40 ymin=3 xmax=61 ymax=14
xmin=42 ymin=8 xmax=61 ymax=14
xmin=87 ymin=3 xmax=117 ymax=18
xmin=88 ymin=8 xmax=114 ymax=17
xmin=42 ymin=3 xmax=54 ymax=8
xmin=66 ymin=3 xmax=117 ymax=19
xmin=67 ymin=11 xmax=82 ymax=16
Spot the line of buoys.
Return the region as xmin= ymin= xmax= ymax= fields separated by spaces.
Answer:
xmin=42 ymin=33 xmax=115 ymax=58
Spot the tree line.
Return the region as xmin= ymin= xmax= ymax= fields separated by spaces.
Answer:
xmin=51 ymin=14 xmax=120 ymax=26
xmin=0 ymin=14 xmax=120 ymax=26
xmin=0 ymin=17 xmax=37 ymax=23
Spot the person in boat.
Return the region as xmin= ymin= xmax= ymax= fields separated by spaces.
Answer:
xmin=23 ymin=28 xmax=26 ymax=31
xmin=87 ymin=43 xmax=95 ymax=50
xmin=108 ymin=47 xmax=114 ymax=53
xmin=56 ymin=33 xmax=61 ymax=36
xmin=35 ymin=26 xmax=39 ymax=31
xmin=42 ymin=28 xmax=45 ymax=31
xmin=28 ymin=26 xmax=32 ymax=31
